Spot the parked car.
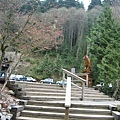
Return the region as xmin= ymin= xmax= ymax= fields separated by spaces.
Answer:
xmin=26 ymin=77 xmax=36 ymax=82
xmin=9 ymin=74 xmax=16 ymax=80
xmin=96 ymin=82 xmax=104 ymax=87
xmin=0 ymin=72 xmax=6 ymax=82
xmin=9 ymin=74 xmax=27 ymax=81
xmin=56 ymin=80 xmax=67 ymax=86
xmin=40 ymin=78 xmax=54 ymax=84
xmin=19 ymin=76 xmax=27 ymax=81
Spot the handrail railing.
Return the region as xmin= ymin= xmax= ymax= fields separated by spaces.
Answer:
xmin=62 ymin=68 xmax=86 ymax=100
xmin=75 ymin=73 xmax=89 ymax=87
xmin=65 ymin=77 xmax=71 ymax=120
xmin=63 ymin=69 xmax=86 ymax=120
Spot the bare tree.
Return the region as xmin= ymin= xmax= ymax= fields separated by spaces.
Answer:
xmin=0 ymin=0 xmax=36 ymax=91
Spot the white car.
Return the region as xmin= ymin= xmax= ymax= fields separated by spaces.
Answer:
xmin=40 ymin=78 xmax=53 ymax=84
xmin=9 ymin=74 xmax=27 ymax=81
xmin=56 ymin=80 xmax=67 ymax=86
xmin=96 ymin=82 xmax=104 ymax=87
xmin=26 ymin=77 xmax=36 ymax=82
xmin=9 ymin=74 xmax=16 ymax=80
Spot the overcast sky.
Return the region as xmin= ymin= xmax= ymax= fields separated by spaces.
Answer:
xmin=80 ymin=0 xmax=104 ymax=10
xmin=80 ymin=0 xmax=91 ymax=10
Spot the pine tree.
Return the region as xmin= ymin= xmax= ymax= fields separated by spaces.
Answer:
xmin=88 ymin=0 xmax=102 ymax=11
xmin=88 ymin=5 xmax=120 ymax=91
xmin=103 ymin=0 xmax=120 ymax=6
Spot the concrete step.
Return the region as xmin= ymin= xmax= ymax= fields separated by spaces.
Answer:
xmin=16 ymin=116 xmax=62 ymax=120
xmin=22 ymin=95 xmax=80 ymax=101
xmin=19 ymin=110 xmax=114 ymax=120
xmin=27 ymin=100 xmax=110 ymax=109
xmin=13 ymin=81 xmax=115 ymax=120
xmin=25 ymin=91 xmax=110 ymax=98
xmin=19 ymin=84 xmax=60 ymax=90
xmin=83 ymin=97 xmax=114 ymax=101
xmin=24 ymin=105 xmax=111 ymax=115
xmin=23 ymin=88 xmax=103 ymax=95
xmin=22 ymin=95 xmax=113 ymax=102
xmin=15 ymin=81 xmax=100 ymax=91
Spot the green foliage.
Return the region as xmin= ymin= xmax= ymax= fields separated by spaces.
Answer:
xmin=19 ymin=0 xmax=84 ymax=13
xmin=103 ymin=0 xmax=120 ymax=6
xmin=25 ymin=57 xmax=36 ymax=64
xmin=19 ymin=0 xmax=41 ymax=13
xmin=37 ymin=54 xmax=54 ymax=79
xmin=29 ymin=53 xmax=63 ymax=80
xmin=62 ymin=0 xmax=84 ymax=8
xmin=27 ymin=51 xmax=82 ymax=80
xmin=88 ymin=0 xmax=102 ymax=11
xmin=53 ymin=54 xmax=63 ymax=77
xmin=88 ymin=5 xmax=120 ymax=95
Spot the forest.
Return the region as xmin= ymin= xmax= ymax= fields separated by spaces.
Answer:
xmin=0 ymin=0 xmax=120 ymax=98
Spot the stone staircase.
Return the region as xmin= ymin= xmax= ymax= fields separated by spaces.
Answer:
xmin=12 ymin=81 xmax=116 ymax=120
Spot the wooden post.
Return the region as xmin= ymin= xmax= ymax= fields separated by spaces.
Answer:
xmin=65 ymin=107 xmax=69 ymax=120
xmin=86 ymin=74 xmax=88 ymax=87
xmin=63 ymin=71 xmax=65 ymax=88
xmin=81 ymin=82 xmax=85 ymax=100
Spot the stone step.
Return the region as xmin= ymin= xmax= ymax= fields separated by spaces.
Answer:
xmin=24 ymin=105 xmax=111 ymax=115
xmin=19 ymin=110 xmax=114 ymax=120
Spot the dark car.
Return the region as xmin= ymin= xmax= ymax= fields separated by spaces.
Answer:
xmin=0 ymin=72 xmax=6 ymax=82
xmin=19 ymin=77 xmax=27 ymax=81
xmin=40 ymin=78 xmax=54 ymax=84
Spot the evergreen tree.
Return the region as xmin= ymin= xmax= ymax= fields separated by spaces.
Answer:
xmin=19 ymin=0 xmax=41 ymax=13
xmin=103 ymin=0 xmax=112 ymax=5
xmin=103 ymin=0 xmax=120 ymax=6
xmin=40 ymin=0 xmax=84 ymax=12
xmin=19 ymin=0 xmax=84 ymax=13
xmin=88 ymin=5 xmax=120 ymax=92
xmin=64 ymin=0 xmax=84 ymax=8
xmin=88 ymin=0 xmax=102 ymax=11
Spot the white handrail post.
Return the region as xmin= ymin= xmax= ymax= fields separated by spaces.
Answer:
xmin=65 ymin=77 xmax=71 ymax=120
xmin=81 ymin=82 xmax=85 ymax=100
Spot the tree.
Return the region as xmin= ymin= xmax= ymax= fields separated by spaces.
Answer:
xmin=103 ymin=0 xmax=120 ymax=6
xmin=0 ymin=0 xmax=36 ymax=91
xmin=88 ymin=5 xmax=120 ymax=93
xmin=19 ymin=0 xmax=41 ymax=13
xmin=87 ymin=6 xmax=103 ymax=49
xmin=21 ymin=0 xmax=85 ymax=13
xmin=63 ymin=0 xmax=84 ymax=8
xmin=62 ymin=8 xmax=87 ymax=61
xmin=88 ymin=0 xmax=102 ymax=11
xmin=21 ymin=8 xmax=67 ymax=53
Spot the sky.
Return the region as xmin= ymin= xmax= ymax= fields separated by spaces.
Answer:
xmin=80 ymin=0 xmax=104 ymax=10
xmin=80 ymin=0 xmax=91 ymax=10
